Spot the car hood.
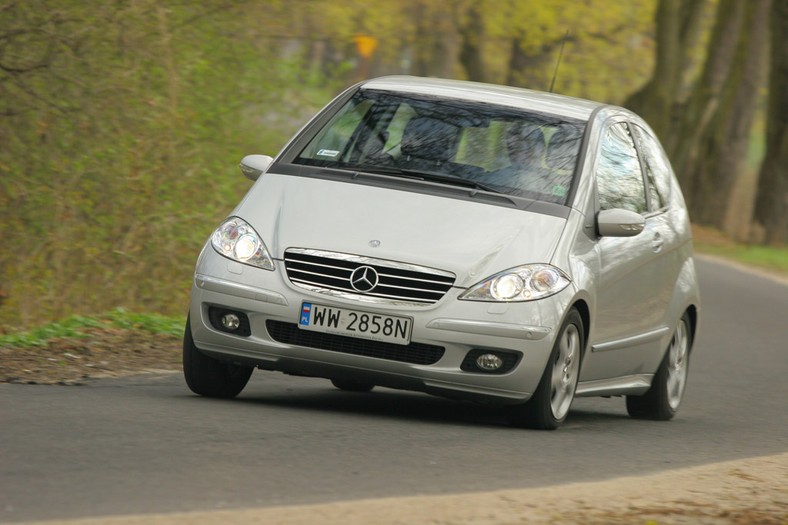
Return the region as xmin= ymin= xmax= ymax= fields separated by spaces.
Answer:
xmin=234 ymin=173 xmax=567 ymax=288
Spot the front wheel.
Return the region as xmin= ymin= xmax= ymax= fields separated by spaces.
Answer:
xmin=510 ymin=308 xmax=584 ymax=430
xmin=626 ymin=312 xmax=692 ymax=420
xmin=183 ymin=314 xmax=253 ymax=399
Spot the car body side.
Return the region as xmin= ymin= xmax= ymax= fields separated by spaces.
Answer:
xmin=558 ymin=107 xmax=700 ymax=396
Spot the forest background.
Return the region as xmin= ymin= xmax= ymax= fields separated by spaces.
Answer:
xmin=0 ymin=0 xmax=785 ymax=332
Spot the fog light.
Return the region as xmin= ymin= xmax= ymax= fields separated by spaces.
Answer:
xmin=221 ymin=313 xmax=241 ymax=331
xmin=476 ymin=353 xmax=504 ymax=371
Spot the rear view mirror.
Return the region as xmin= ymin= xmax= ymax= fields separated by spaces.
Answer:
xmin=597 ymin=208 xmax=645 ymax=237
xmin=239 ymin=155 xmax=273 ymax=181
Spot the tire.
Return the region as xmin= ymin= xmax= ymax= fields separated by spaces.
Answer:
xmin=331 ymin=379 xmax=375 ymax=392
xmin=510 ymin=308 xmax=584 ymax=430
xmin=183 ymin=314 xmax=253 ymax=399
xmin=626 ymin=312 xmax=692 ymax=420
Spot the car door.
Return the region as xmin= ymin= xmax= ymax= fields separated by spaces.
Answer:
xmin=630 ymin=121 xmax=686 ymax=331
xmin=581 ymin=119 xmax=673 ymax=381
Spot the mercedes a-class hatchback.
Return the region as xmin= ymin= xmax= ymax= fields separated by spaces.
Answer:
xmin=184 ymin=76 xmax=700 ymax=429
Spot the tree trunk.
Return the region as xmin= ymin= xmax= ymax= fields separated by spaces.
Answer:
xmin=412 ymin=1 xmax=449 ymax=77
xmin=623 ymin=0 xmax=708 ymax=146
xmin=670 ymin=0 xmax=744 ymax=202
xmin=753 ymin=0 xmax=788 ymax=245
xmin=506 ymin=37 xmax=559 ymax=91
xmin=683 ymin=0 xmax=770 ymax=229
xmin=624 ymin=0 xmax=682 ymax=143
xmin=457 ymin=3 xmax=486 ymax=82
xmin=506 ymin=35 xmax=529 ymax=87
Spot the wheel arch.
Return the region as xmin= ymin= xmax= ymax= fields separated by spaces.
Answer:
xmin=664 ymin=256 xmax=701 ymax=355
xmin=571 ymin=298 xmax=591 ymax=356
xmin=685 ymin=303 xmax=699 ymax=351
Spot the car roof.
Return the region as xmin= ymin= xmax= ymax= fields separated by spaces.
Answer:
xmin=361 ymin=76 xmax=604 ymax=121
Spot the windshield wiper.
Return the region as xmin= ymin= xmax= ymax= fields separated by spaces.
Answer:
xmin=343 ymin=165 xmax=502 ymax=194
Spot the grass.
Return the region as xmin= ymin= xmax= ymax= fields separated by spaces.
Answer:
xmin=0 ymin=308 xmax=185 ymax=348
xmin=692 ymin=225 xmax=788 ymax=276
xmin=695 ymin=243 xmax=788 ymax=274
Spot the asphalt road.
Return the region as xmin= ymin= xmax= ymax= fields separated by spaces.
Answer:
xmin=1 ymin=257 xmax=787 ymax=523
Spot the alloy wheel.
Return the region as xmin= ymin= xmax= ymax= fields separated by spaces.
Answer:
xmin=666 ymin=318 xmax=689 ymax=410
xmin=551 ymin=323 xmax=580 ymax=420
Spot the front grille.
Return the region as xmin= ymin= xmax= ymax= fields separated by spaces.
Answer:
xmin=266 ymin=321 xmax=445 ymax=365
xmin=284 ymin=248 xmax=455 ymax=305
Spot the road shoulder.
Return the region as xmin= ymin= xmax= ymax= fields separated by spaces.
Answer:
xmin=20 ymin=452 xmax=787 ymax=525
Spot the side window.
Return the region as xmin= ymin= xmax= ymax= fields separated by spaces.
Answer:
xmin=596 ymin=122 xmax=646 ymax=214
xmin=632 ymin=124 xmax=672 ymax=210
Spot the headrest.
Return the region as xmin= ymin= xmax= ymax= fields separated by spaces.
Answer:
xmin=505 ymin=123 xmax=545 ymax=155
xmin=545 ymin=126 xmax=582 ymax=170
xmin=507 ymin=122 xmax=544 ymax=143
xmin=400 ymin=117 xmax=459 ymax=162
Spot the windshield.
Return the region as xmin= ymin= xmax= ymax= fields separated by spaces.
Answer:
xmin=294 ymin=90 xmax=585 ymax=205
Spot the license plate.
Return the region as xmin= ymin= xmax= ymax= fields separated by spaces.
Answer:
xmin=298 ymin=302 xmax=412 ymax=345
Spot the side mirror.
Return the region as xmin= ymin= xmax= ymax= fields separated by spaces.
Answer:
xmin=239 ymin=154 xmax=273 ymax=181
xmin=597 ymin=208 xmax=645 ymax=237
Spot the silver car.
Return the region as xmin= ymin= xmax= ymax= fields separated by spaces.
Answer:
xmin=184 ymin=76 xmax=700 ymax=429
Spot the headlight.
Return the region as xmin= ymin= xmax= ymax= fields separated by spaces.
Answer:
xmin=211 ymin=217 xmax=274 ymax=270
xmin=459 ymin=264 xmax=570 ymax=302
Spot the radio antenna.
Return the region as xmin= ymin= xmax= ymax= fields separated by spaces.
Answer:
xmin=549 ymin=30 xmax=570 ymax=93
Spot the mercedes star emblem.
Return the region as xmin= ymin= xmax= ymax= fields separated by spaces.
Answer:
xmin=350 ymin=266 xmax=379 ymax=292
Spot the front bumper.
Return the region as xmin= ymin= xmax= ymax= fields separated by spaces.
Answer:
xmin=188 ymin=250 xmax=572 ymax=404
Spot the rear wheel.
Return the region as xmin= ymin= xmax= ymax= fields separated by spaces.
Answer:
xmin=626 ymin=312 xmax=692 ymax=420
xmin=510 ymin=308 xmax=583 ymax=430
xmin=183 ymin=314 xmax=253 ymax=399
xmin=330 ymin=379 xmax=375 ymax=392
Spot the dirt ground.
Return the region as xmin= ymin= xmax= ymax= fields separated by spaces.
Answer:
xmin=0 ymin=328 xmax=182 ymax=385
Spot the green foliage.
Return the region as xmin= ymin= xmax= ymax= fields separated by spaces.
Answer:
xmin=0 ymin=316 xmax=103 ymax=347
xmin=103 ymin=308 xmax=186 ymax=337
xmin=0 ymin=1 xmax=339 ymax=330
xmin=0 ymin=308 xmax=185 ymax=347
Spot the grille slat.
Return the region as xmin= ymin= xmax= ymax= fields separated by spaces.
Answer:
xmin=284 ymin=258 xmax=355 ymax=274
xmin=284 ymin=248 xmax=455 ymax=305
xmin=288 ymin=269 xmax=352 ymax=283
xmin=266 ymin=321 xmax=445 ymax=365
xmin=290 ymin=276 xmax=353 ymax=287
xmin=377 ymin=274 xmax=456 ymax=286
xmin=372 ymin=283 xmax=446 ymax=294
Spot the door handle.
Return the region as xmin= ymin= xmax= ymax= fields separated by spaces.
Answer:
xmin=652 ymin=233 xmax=664 ymax=253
